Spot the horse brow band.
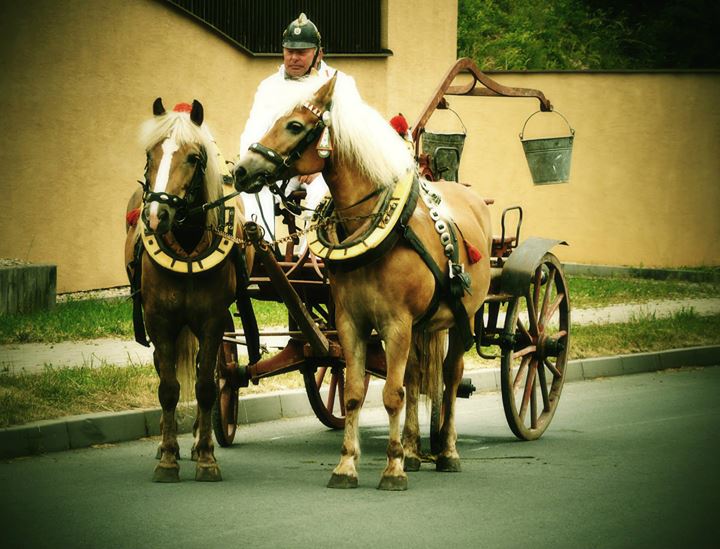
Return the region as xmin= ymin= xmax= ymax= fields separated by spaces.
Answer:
xmin=302 ymin=102 xmax=323 ymax=119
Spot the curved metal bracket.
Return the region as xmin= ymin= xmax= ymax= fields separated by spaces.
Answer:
xmin=500 ymin=237 xmax=568 ymax=297
xmin=412 ymin=58 xmax=553 ymax=155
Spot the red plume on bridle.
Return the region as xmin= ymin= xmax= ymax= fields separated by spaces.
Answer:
xmin=389 ymin=113 xmax=409 ymax=136
xmin=151 ymin=98 xmax=204 ymax=126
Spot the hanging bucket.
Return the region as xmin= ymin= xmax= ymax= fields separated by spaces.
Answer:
xmin=519 ymin=110 xmax=575 ymax=185
xmin=421 ymin=108 xmax=467 ymax=181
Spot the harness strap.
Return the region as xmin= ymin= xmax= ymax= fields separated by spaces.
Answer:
xmin=232 ymin=245 xmax=261 ymax=364
xmin=401 ymin=223 xmax=475 ymax=351
xmin=127 ymin=237 xmax=150 ymax=347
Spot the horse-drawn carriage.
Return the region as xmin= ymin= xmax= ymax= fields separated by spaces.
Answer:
xmin=129 ymin=58 xmax=571 ymax=487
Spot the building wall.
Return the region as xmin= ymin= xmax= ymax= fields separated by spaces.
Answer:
xmin=0 ymin=1 xmax=717 ymax=293
xmin=0 ymin=0 xmax=458 ymax=292
xmin=443 ymin=71 xmax=720 ymax=268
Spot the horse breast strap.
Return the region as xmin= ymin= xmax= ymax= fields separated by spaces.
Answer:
xmin=141 ymin=184 xmax=238 ymax=274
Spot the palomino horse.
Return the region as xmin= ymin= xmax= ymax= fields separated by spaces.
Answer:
xmin=125 ymin=99 xmax=249 ymax=482
xmin=233 ymin=74 xmax=493 ymax=490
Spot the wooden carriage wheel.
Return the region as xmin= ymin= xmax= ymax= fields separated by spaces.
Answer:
xmin=213 ymin=313 xmax=239 ymax=447
xmin=500 ymin=253 xmax=570 ymax=440
xmin=303 ymin=364 xmax=371 ymax=430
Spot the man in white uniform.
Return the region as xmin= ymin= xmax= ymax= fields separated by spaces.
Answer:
xmin=238 ymin=13 xmax=351 ymax=243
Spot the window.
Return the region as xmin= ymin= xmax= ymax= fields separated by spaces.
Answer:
xmin=165 ymin=0 xmax=389 ymax=56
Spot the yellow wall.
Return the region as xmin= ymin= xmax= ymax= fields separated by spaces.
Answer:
xmin=441 ymin=72 xmax=720 ymax=268
xmin=1 ymin=1 xmax=718 ymax=293
xmin=0 ymin=0 xmax=457 ymax=292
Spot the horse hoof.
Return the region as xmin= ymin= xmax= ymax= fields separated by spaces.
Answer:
xmin=404 ymin=456 xmax=421 ymax=472
xmin=195 ymin=464 xmax=222 ymax=482
xmin=377 ymin=475 xmax=408 ymax=491
xmin=327 ymin=473 xmax=358 ymax=489
xmin=152 ymin=464 xmax=180 ymax=483
xmin=436 ymin=455 xmax=462 ymax=472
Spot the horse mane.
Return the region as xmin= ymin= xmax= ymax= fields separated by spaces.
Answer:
xmin=258 ymin=73 xmax=414 ymax=188
xmin=139 ymin=111 xmax=224 ymax=228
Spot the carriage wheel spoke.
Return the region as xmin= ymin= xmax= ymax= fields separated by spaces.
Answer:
xmin=525 ymin=292 xmax=540 ymax=337
xmin=530 ymin=376 xmax=538 ymax=429
xmin=533 ymin=268 xmax=542 ymax=312
xmin=519 ymin=360 xmax=537 ymax=422
xmin=546 ymin=292 xmax=566 ymax=321
xmin=544 ymin=358 xmax=562 ymax=379
xmin=517 ymin=318 xmax=533 ymax=345
xmin=512 ymin=345 xmax=537 ymax=360
xmin=537 ymin=361 xmax=550 ymax=411
xmin=315 ymin=366 xmax=328 ymax=387
xmin=513 ymin=355 xmax=532 ymax=392
xmin=539 ymin=266 xmax=556 ymax=329
xmin=326 ymin=372 xmax=337 ymax=413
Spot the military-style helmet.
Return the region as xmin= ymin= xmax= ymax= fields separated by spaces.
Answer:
xmin=282 ymin=13 xmax=321 ymax=49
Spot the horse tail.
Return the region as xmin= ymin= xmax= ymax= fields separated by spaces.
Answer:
xmin=413 ymin=329 xmax=447 ymax=405
xmin=176 ymin=326 xmax=199 ymax=404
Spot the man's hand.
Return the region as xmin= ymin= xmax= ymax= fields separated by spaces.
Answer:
xmin=298 ymin=173 xmax=320 ymax=185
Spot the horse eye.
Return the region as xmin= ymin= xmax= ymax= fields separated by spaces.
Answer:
xmin=187 ymin=154 xmax=200 ymax=164
xmin=286 ymin=121 xmax=305 ymax=135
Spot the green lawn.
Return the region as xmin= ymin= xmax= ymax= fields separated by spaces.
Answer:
xmin=1 ymin=275 xmax=717 ymax=345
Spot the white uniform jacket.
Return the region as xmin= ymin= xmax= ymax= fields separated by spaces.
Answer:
xmin=238 ymin=62 xmax=355 ymax=242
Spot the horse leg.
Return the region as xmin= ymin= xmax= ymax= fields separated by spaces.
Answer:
xmin=402 ymin=346 xmax=422 ymax=472
xmin=153 ymin=338 xmax=181 ymax=482
xmin=436 ymin=327 xmax=465 ymax=472
xmin=378 ymin=323 xmax=412 ymax=491
xmin=327 ymin=316 xmax=367 ymax=489
xmin=192 ymin=330 xmax=223 ymax=482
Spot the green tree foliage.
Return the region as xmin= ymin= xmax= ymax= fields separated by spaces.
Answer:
xmin=458 ymin=0 xmax=720 ymax=70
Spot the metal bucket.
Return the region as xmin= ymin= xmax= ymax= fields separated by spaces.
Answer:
xmin=519 ymin=111 xmax=575 ymax=185
xmin=422 ymin=132 xmax=466 ymax=181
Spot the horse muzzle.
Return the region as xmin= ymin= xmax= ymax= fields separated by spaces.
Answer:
xmin=142 ymin=203 xmax=173 ymax=236
xmin=233 ymin=166 xmax=272 ymax=194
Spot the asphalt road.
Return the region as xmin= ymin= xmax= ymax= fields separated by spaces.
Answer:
xmin=1 ymin=367 xmax=718 ymax=549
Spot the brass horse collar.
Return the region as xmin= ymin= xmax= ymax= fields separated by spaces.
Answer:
xmin=306 ymin=169 xmax=415 ymax=262
xmin=141 ymin=185 xmax=237 ymax=274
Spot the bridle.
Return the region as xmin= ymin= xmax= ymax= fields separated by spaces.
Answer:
xmin=245 ymin=101 xmax=332 ymax=197
xmin=140 ymin=146 xmax=208 ymax=226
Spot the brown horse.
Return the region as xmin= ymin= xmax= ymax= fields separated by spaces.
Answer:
xmin=125 ymin=99 xmax=249 ymax=482
xmin=233 ymin=74 xmax=493 ymax=490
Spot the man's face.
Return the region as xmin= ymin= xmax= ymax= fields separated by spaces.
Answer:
xmin=283 ymin=47 xmax=316 ymax=77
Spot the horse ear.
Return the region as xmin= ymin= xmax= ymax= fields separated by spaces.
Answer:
xmin=153 ymin=97 xmax=166 ymax=116
xmin=313 ymin=72 xmax=338 ymax=108
xmin=190 ymin=100 xmax=204 ymax=126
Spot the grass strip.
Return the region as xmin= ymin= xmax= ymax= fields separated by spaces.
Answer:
xmin=2 ymin=313 xmax=718 ymax=428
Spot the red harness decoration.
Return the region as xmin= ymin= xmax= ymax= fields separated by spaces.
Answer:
xmin=126 ymin=207 xmax=141 ymax=227
xmin=173 ymin=102 xmax=193 ymax=113
xmin=464 ymin=240 xmax=483 ymax=264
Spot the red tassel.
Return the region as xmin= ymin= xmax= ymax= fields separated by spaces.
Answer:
xmin=464 ymin=240 xmax=483 ymax=264
xmin=126 ymin=208 xmax=141 ymax=227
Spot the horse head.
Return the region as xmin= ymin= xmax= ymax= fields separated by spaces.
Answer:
xmin=141 ymin=98 xmax=209 ymax=235
xmin=233 ymin=74 xmax=337 ymax=194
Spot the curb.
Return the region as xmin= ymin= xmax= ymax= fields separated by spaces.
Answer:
xmin=2 ymin=345 xmax=718 ymax=459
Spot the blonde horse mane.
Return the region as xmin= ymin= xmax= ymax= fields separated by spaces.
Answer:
xmin=139 ymin=110 xmax=224 ymax=228
xmin=258 ymin=73 xmax=415 ymax=188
